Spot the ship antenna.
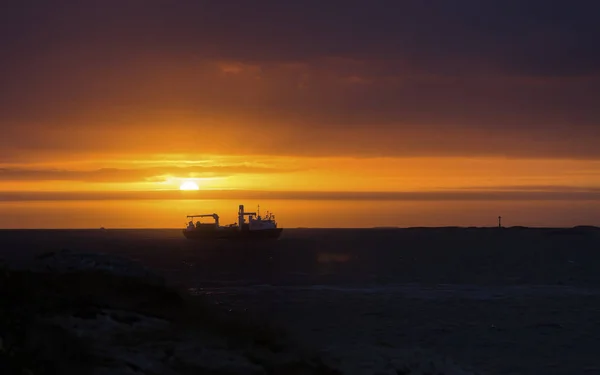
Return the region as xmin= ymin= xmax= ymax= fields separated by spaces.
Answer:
xmin=258 ymin=204 xmax=260 ymax=217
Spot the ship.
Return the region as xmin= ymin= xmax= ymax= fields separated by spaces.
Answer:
xmin=182 ymin=204 xmax=283 ymax=240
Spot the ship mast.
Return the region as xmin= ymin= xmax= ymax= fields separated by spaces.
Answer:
xmin=237 ymin=204 xmax=257 ymax=230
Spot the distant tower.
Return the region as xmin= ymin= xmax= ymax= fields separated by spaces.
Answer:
xmin=498 ymin=216 xmax=502 ymax=228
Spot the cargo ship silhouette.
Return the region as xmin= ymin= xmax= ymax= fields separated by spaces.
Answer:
xmin=182 ymin=204 xmax=283 ymax=239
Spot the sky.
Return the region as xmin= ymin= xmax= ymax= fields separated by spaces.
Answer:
xmin=1 ymin=0 xmax=600 ymax=227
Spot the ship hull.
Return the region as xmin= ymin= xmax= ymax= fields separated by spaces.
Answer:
xmin=182 ymin=227 xmax=283 ymax=240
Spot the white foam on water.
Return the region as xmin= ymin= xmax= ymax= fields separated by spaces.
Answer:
xmin=190 ymin=283 xmax=600 ymax=300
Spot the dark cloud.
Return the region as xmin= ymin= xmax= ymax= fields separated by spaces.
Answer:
xmin=0 ymin=165 xmax=299 ymax=182
xmin=1 ymin=0 xmax=599 ymax=159
xmin=2 ymin=187 xmax=600 ymax=202
xmin=455 ymin=185 xmax=600 ymax=192
xmin=4 ymin=0 xmax=598 ymax=75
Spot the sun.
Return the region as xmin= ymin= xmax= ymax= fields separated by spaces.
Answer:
xmin=179 ymin=180 xmax=200 ymax=191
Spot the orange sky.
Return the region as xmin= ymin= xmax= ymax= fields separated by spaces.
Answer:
xmin=2 ymin=154 xmax=600 ymax=201
xmin=1 ymin=1 xmax=600 ymax=227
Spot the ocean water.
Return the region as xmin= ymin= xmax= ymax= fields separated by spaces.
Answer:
xmin=2 ymin=228 xmax=600 ymax=374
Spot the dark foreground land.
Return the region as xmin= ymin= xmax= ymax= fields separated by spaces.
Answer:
xmin=0 ymin=252 xmax=342 ymax=375
xmin=2 ymin=226 xmax=600 ymax=374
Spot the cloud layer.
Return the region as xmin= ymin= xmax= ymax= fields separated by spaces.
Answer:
xmin=3 ymin=187 xmax=600 ymax=202
xmin=1 ymin=0 xmax=599 ymax=160
xmin=0 ymin=164 xmax=299 ymax=182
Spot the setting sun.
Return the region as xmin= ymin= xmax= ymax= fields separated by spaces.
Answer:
xmin=179 ymin=180 xmax=199 ymax=191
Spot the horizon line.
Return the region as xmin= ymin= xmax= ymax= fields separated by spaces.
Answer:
xmin=0 ymin=225 xmax=598 ymax=230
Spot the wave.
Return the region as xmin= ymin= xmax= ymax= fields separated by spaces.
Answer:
xmin=189 ymin=282 xmax=600 ymax=300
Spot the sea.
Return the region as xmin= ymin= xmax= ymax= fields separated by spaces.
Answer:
xmin=2 ymin=226 xmax=600 ymax=375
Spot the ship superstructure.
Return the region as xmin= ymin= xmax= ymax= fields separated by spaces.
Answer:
xmin=183 ymin=204 xmax=282 ymax=239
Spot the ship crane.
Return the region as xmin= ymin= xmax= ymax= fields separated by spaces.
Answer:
xmin=186 ymin=213 xmax=220 ymax=227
